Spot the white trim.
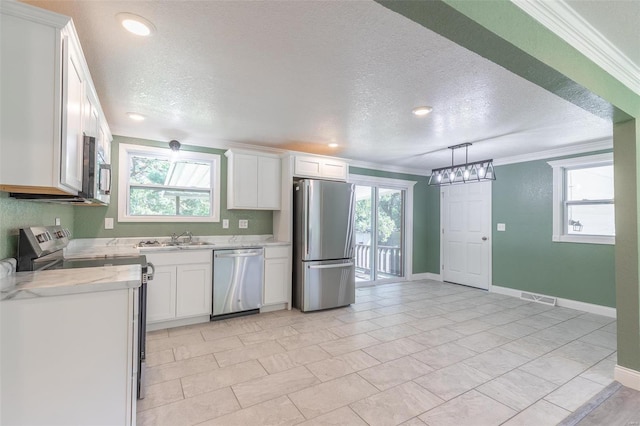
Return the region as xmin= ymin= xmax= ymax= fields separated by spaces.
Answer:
xmin=117 ymin=143 xmax=221 ymax=223
xmin=614 ymin=365 xmax=640 ymax=391
xmin=411 ymin=272 xmax=442 ymax=282
xmin=512 ymin=0 xmax=640 ymax=96
xmin=0 ymin=0 xmax=70 ymax=28
xmin=548 ymin=152 xmax=614 ymax=245
xmin=493 ymin=139 xmax=612 ymax=166
xmin=546 ymin=152 xmax=614 ymax=169
xmin=348 ymin=159 xmax=428 ymax=177
xmin=348 ymin=174 xmax=416 ymax=285
xmin=491 ymin=285 xmax=616 ymax=318
xmin=146 ymin=315 xmax=210 ymax=331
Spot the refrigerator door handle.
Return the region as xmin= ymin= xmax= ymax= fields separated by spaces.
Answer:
xmin=308 ymin=262 xmax=354 ymax=269
xmin=305 ymin=182 xmax=310 ymax=257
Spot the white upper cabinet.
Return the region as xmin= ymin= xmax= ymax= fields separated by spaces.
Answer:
xmin=0 ymin=2 xmax=112 ymax=195
xmin=226 ymin=150 xmax=282 ymax=210
xmin=60 ymin=34 xmax=85 ymax=192
xmin=293 ymin=155 xmax=348 ymax=181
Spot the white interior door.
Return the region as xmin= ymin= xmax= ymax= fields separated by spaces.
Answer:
xmin=442 ymin=182 xmax=492 ymax=290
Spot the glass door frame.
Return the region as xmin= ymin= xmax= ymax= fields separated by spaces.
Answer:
xmin=349 ymin=174 xmax=416 ymax=286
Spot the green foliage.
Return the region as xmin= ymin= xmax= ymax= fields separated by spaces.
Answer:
xmin=128 ymin=155 xmax=211 ymax=217
xmin=355 ymin=190 xmax=402 ymax=245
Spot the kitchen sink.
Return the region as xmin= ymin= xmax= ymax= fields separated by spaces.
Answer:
xmin=137 ymin=241 xmax=214 ymax=248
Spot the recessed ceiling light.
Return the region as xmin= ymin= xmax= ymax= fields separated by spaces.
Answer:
xmin=117 ymin=13 xmax=156 ymax=36
xmin=126 ymin=112 xmax=146 ymax=121
xmin=328 ymin=143 xmax=339 ymax=148
xmin=412 ymin=106 xmax=433 ymax=116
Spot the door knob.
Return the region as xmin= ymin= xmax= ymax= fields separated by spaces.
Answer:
xmin=482 ymin=237 xmax=488 ymax=241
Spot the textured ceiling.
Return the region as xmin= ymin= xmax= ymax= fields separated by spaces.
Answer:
xmin=24 ymin=0 xmax=615 ymax=172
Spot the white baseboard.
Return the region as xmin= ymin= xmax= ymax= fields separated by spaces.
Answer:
xmin=260 ymin=303 xmax=288 ymax=313
xmin=146 ymin=314 xmax=210 ymax=332
xmin=615 ymin=365 xmax=640 ymax=391
xmin=491 ymin=285 xmax=616 ymax=318
xmin=411 ymin=272 xmax=442 ymax=282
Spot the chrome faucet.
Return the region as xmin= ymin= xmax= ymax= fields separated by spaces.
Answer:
xmin=170 ymin=231 xmax=193 ymax=244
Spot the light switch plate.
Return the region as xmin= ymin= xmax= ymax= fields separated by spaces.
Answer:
xmin=222 ymin=219 xmax=229 ymax=229
xmin=239 ymin=219 xmax=248 ymax=229
xmin=105 ymin=217 xmax=114 ymax=230
xmin=497 ymin=223 xmax=506 ymax=231
xmin=54 ymin=217 xmax=61 ymax=226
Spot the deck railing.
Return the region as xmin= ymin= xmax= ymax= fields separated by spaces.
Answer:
xmin=355 ymin=243 xmax=402 ymax=277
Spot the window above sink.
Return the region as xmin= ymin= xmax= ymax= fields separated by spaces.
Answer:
xmin=118 ymin=143 xmax=221 ymax=223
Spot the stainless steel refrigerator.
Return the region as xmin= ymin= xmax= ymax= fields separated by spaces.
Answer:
xmin=293 ymin=179 xmax=356 ymax=312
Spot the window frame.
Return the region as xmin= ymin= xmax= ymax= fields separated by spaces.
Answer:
xmin=118 ymin=143 xmax=220 ymax=223
xmin=548 ymin=152 xmax=614 ymax=245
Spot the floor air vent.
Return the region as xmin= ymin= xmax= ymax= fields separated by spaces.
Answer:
xmin=520 ymin=291 xmax=557 ymax=306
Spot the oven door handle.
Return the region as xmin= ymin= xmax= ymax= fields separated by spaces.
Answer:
xmin=146 ymin=262 xmax=155 ymax=281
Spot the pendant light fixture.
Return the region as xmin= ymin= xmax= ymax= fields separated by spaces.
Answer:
xmin=428 ymin=143 xmax=495 ymax=186
xmin=169 ymin=139 xmax=181 ymax=152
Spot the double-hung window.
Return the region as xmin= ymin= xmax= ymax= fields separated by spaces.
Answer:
xmin=548 ymin=153 xmax=614 ymax=244
xmin=118 ymin=143 xmax=220 ymax=222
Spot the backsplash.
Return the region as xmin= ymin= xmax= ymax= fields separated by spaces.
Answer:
xmin=0 ymin=192 xmax=75 ymax=259
xmin=73 ymin=135 xmax=273 ymax=238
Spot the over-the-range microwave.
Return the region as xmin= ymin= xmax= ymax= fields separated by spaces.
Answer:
xmin=10 ymin=135 xmax=111 ymax=205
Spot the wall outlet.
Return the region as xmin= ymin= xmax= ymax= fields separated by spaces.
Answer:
xmin=54 ymin=217 xmax=61 ymax=226
xmin=105 ymin=217 xmax=114 ymax=230
xmin=239 ymin=219 xmax=248 ymax=229
xmin=497 ymin=223 xmax=506 ymax=231
xmin=222 ymin=219 xmax=229 ymax=229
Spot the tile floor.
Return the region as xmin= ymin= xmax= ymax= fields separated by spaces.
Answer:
xmin=138 ymin=280 xmax=618 ymax=426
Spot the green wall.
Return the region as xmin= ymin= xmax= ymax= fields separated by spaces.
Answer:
xmin=492 ymin=156 xmax=615 ymax=307
xmin=0 ymin=192 xmax=75 ymax=259
xmin=349 ymin=166 xmax=440 ymax=275
xmin=73 ymin=135 xmax=273 ymax=239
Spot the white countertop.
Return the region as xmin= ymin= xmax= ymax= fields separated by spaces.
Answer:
xmin=64 ymin=235 xmax=290 ymax=258
xmin=0 ymin=265 xmax=141 ymax=301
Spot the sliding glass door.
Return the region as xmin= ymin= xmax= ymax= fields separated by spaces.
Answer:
xmin=354 ymin=185 xmax=405 ymax=286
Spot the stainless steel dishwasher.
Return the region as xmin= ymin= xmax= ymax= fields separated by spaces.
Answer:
xmin=212 ymin=248 xmax=264 ymax=319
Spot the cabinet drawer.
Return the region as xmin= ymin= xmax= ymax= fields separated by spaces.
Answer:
xmin=145 ymin=250 xmax=212 ymax=265
xmin=264 ymin=246 xmax=289 ymax=259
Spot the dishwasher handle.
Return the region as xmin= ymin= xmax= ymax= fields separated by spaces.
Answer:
xmin=215 ymin=251 xmax=263 ymax=259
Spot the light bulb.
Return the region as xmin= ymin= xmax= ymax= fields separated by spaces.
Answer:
xmin=463 ymin=169 xmax=470 ymax=179
xmin=479 ymin=167 xmax=485 ymax=178
xmin=436 ymin=174 xmax=442 ymax=182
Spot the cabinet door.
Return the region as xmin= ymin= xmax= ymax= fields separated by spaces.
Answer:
xmin=264 ymin=258 xmax=288 ymax=305
xmin=146 ymin=265 xmax=177 ymax=323
xmin=83 ymin=95 xmax=98 ymax=138
xmin=60 ymin=38 xmax=84 ymax=192
xmin=294 ymin=156 xmax=322 ymax=178
xmin=321 ymin=160 xmax=348 ymax=180
xmin=229 ymin=153 xmax=258 ymax=208
xmin=257 ymin=156 xmax=281 ymax=209
xmin=176 ymin=263 xmax=212 ymax=317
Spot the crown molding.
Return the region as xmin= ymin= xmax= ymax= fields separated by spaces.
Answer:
xmin=512 ymin=0 xmax=640 ymax=96
xmin=347 ymin=159 xmax=429 ymax=177
xmin=493 ymin=138 xmax=612 ymax=166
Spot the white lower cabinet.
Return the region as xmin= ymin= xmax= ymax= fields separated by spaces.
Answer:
xmin=1 ymin=287 xmax=138 ymax=425
xmin=147 ymin=264 xmax=177 ymax=322
xmin=146 ymin=251 xmax=212 ymax=324
xmin=177 ymin=264 xmax=212 ymax=317
xmin=263 ymin=245 xmax=291 ymax=307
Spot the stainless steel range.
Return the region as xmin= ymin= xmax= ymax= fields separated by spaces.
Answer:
xmin=16 ymin=226 xmax=153 ymax=399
